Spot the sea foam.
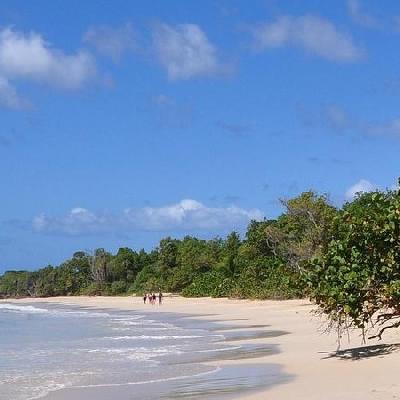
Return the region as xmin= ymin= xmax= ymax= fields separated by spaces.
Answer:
xmin=0 ymin=303 xmax=49 ymax=314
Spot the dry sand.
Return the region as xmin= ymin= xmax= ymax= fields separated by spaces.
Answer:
xmin=5 ymin=296 xmax=400 ymax=399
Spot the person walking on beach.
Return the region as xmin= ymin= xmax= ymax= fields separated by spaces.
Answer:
xmin=143 ymin=293 xmax=147 ymax=304
xmin=158 ymin=292 xmax=163 ymax=305
xmin=152 ymin=293 xmax=156 ymax=305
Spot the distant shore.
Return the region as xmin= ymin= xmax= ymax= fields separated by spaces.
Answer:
xmin=3 ymin=296 xmax=400 ymax=399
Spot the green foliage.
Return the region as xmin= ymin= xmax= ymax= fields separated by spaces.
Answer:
xmin=90 ymin=248 xmax=112 ymax=284
xmin=307 ymin=187 xmax=400 ymax=338
xmin=82 ymin=282 xmax=109 ymax=296
xmin=265 ymin=191 xmax=337 ymax=271
xmin=130 ymin=264 xmax=160 ymax=293
xmin=232 ymin=259 xmax=304 ymax=299
xmin=109 ymin=248 xmax=140 ymax=283
xmin=166 ymin=236 xmax=218 ymax=292
xmin=4 ymin=186 xmax=400 ymax=338
xmin=0 ymin=191 xmax=338 ymax=307
xmin=109 ymin=280 xmax=128 ymax=295
xmin=182 ymin=269 xmax=234 ymax=297
xmin=0 ymin=271 xmax=33 ymax=297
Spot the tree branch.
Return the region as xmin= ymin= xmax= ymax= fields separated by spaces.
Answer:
xmin=368 ymin=321 xmax=400 ymax=340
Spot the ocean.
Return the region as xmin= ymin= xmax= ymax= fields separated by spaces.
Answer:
xmin=0 ymin=302 xmax=290 ymax=400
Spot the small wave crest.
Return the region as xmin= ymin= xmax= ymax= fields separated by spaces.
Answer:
xmin=0 ymin=303 xmax=114 ymax=318
xmin=0 ymin=304 xmax=49 ymax=314
xmin=103 ymin=334 xmax=205 ymax=340
xmin=72 ymin=366 xmax=221 ymax=389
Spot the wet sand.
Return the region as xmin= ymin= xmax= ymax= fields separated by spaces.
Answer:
xmin=4 ymin=296 xmax=400 ymax=399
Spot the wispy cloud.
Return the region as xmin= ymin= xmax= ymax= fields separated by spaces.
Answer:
xmin=324 ymin=104 xmax=352 ymax=132
xmin=32 ymin=200 xmax=263 ymax=236
xmin=83 ymin=23 xmax=136 ymax=62
xmin=364 ymin=118 xmax=400 ymax=137
xmin=299 ymin=103 xmax=400 ymax=139
xmin=152 ymin=94 xmax=174 ymax=107
xmin=347 ymin=0 xmax=381 ymax=29
xmin=152 ymin=23 xmax=226 ymax=79
xmin=251 ymin=15 xmax=364 ymax=62
xmin=0 ymin=76 xmax=29 ymax=110
xmin=345 ymin=179 xmax=377 ymax=200
xmin=323 ymin=104 xmax=400 ymax=138
xmin=216 ymin=121 xmax=253 ymax=137
xmin=150 ymin=93 xmax=193 ymax=129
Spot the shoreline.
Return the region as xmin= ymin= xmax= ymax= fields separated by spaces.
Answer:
xmin=3 ymin=296 xmax=400 ymax=399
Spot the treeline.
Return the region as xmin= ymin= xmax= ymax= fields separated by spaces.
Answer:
xmin=0 ymin=191 xmax=331 ymax=299
xmin=2 ymin=185 xmax=400 ymax=338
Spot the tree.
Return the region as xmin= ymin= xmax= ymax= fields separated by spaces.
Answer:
xmin=219 ymin=232 xmax=241 ymax=278
xmin=109 ymin=247 xmax=139 ymax=283
xmin=131 ymin=263 xmax=160 ymax=293
xmin=158 ymin=238 xmax=178 ymax=270
xmin=265 ymin=191 xmax=337 ymax=272
xmin=57 ymin=254 xmax=91 ymax=294
xmin=0 ymin=271 xmax=33 ymax=297
xmin=168 ymin=236 xmax=216 ymax=291
xmin=33 ymin=266 xmax=58 ymax=296
xmin=244 ymin=220 xmax=275 ymax=258
xmin=307 ymin=187 xmax=400 ymax=340
xmin=89 ymin=248 xmax=111 ymax=283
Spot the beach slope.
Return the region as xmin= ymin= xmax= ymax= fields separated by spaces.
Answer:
xmin=4 ymin=296 xmax=400 ymax=399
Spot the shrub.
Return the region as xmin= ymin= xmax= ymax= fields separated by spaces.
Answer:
xmin=108 ymin=280 xmax=127 ymax=295
xmin=307 ymin=188 xmax=400 ymax=339
xmin=82 ymin=282 xmax=109 ymax=296
xmin=231 ymin=259 xmax=304 ymax=299
xmin=182 ymin=270 xmax=234 ymax=297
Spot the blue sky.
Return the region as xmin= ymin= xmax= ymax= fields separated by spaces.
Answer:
xmin=1 ymin=0 xmax=399 ymax=271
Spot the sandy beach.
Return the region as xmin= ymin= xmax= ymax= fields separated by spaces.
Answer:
xmin=4 ymin=296 xmax=400 ymax=399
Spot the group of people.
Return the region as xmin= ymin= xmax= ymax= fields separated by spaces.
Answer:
xmin=143 ymin=292 xmax=163 ymax=305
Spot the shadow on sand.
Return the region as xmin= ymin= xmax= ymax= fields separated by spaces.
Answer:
xmin=322 ymin=343 xmax=400 ymax=360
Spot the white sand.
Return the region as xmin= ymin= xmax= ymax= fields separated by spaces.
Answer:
xmin=4 ymin=296 xmax=400 ymax=399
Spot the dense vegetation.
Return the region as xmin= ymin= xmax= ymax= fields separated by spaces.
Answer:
xmin=307 ymin=186 xmax=400 ymax=340
xmin=2 ymin=185 xmax=400 ymax=338
xmin=0 ymin=191 xmax=330 ymax=300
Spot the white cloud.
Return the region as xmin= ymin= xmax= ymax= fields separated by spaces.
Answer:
xmin=33 ymin=199 xmax=263 ymax=236
xmin=0 ymin=27 xmax=96 ymax=94
xmin=33 ymin=207 xmax=105 ymax=235
xmin=347 ymin=0 xmax=380 ymax=29
xmin=251 ymin=15 xmax=364 ymax=62
xmin=152 ymin=23 xmax=223 ymax=79
xmin=83 ymin=24 xmax=136 ymax=62
xmin=345 ymin=179 xmax=377 ymax=200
